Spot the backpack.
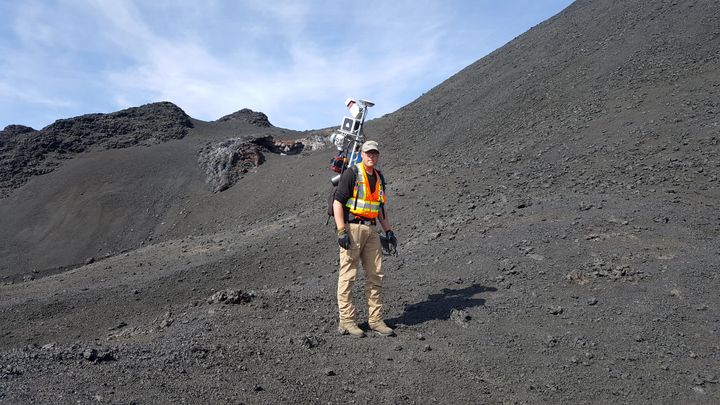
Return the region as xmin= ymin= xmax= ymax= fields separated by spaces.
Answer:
xmin=325 ymin=166 xmax=358 ymax=224
xmin=326 ymin=186 xmax=338 ymax=220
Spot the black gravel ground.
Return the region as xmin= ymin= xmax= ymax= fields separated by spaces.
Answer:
xmin=1 ymin=0 xmax=719 ymax=403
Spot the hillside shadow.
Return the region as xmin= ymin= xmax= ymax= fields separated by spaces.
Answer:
xmin=387 ymin=283 xmax=497 ymax=327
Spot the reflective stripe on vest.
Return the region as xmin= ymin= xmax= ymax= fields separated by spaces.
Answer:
xmin=345 ymin=163 xmax=385 ymax=219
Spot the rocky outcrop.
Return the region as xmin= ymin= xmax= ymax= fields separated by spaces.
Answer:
xmin=216 ymin=108 xmax=272 ymax=127
xmin=198 ymin=137 xmax=266 ymax=192
xmin=0 ymin=102 xmax=192 ymax=197
xmin=0 ymin=125 xmax=36 ymax=138
xmin=197 ymin=135 xmax=308 ymax=192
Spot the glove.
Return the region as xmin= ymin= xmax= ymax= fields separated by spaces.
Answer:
xmin=337 ymin=228 xmax=350 ymax=250
xmin=386 ymin=230 xmax=397 ymax=252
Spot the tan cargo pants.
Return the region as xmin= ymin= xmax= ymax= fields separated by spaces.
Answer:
xmin=337 ymin=223 xmax=384 ymax=324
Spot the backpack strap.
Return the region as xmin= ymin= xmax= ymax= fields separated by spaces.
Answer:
xmin=351 ymin=165 xmax=360 ymax=211
xmin=377 ymin=168 xmax=386 ymax=220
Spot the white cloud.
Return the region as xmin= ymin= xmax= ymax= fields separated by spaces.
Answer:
xmin=0 ymin=0 xmax=574 ymax=130
xmin=92 ymin=0 xmax=448 ymax=126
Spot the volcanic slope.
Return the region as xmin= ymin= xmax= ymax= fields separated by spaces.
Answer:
xmin=0 ymin=105 xmax=325 ymax=280
xmin=1 ymin=0 xmax=719 ymax=404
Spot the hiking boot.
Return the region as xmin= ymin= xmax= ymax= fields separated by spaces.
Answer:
xmin=338 ymin=322 xmax=365 ymax=338
xmin=369 ymin=320 xmax=395 ymax=337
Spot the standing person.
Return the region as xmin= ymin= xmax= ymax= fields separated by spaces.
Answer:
xmin=332 ymin=140 xmax=398 ymax=337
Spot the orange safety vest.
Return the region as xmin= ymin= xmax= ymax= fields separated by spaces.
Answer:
xmin=345 ymin=163 xmax=385 ymax=219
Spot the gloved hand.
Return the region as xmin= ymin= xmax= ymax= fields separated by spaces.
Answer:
xmin=386 ymin=230 xmax=397 ymax=251
xmin=337 ymin=228 xmax=350 ymax=250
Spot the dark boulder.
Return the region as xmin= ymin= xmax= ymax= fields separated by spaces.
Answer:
xmin=216 ymin=108 xmax=272 ymax=127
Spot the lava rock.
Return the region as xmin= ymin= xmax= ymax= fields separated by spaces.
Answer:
xmin=216 ymin=109 xmax=272 ymax=127
xmin=450 ymin=309 xmax=471 ymax=326
xmin=548 ymin=306 xmax=564 ymax=315
xmin=0 ymin=102 xmax=191 ymax=195
xmin=207 ymin=289 xmax=255 ymax=305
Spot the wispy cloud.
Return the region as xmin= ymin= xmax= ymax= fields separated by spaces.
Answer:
xmin=0 ymin=0 xmax=574 ymax=130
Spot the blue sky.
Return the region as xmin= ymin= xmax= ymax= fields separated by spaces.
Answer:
xmin=0 ymin=0 xmax=573 ymax=131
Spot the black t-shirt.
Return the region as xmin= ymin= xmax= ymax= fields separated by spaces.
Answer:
xmin=334 ymin=165 xmax=385 ymax=221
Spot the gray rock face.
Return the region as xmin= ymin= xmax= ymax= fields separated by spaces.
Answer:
xmin=198 ymin=136 xmax=309 ymax=192
xmin=198 ymin=138 xmax=265 ymax=192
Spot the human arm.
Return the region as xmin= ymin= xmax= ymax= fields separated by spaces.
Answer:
xmin=333 ymin=200 xmax=346 ymax=232
xmin=379 ymin=211 xmax=391 ymax=233
xmin=378 ymin=189 xmax=396 ymax=250
xmin=333 ymin=168 xmax=356 ymax=249
xmin=333 ymin=167 xmax=355 ymax=231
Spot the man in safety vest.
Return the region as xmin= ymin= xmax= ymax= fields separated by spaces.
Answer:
xmin=332 ymin=140 xmax=397 ymax=337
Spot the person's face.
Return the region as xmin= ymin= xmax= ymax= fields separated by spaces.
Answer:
xmin=362 ymin=150 xmax=379 ymax=168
